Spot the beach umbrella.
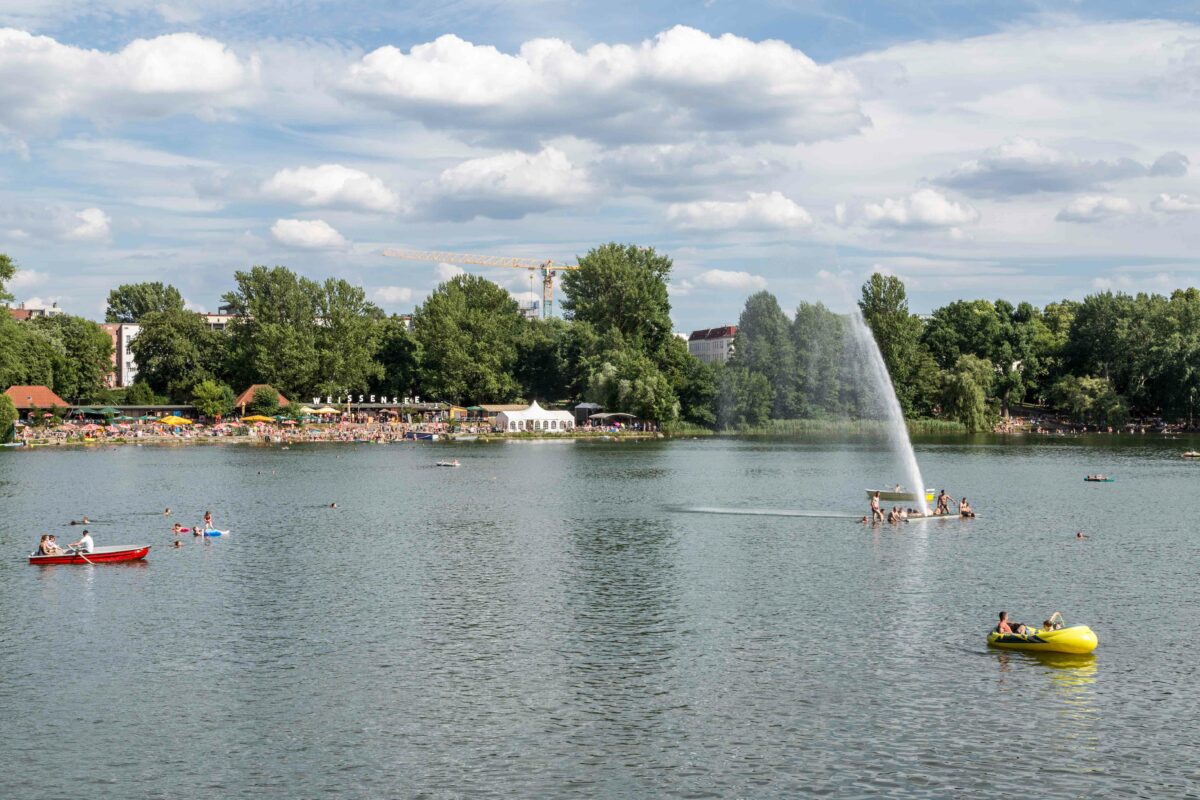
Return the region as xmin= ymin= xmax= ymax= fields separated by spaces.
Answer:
xmin=241 ymin=414 xmax=275 ymax=423
xmin=281 ymin=419 xmax=298 ymax=425
xmin=156 ymin=415 xmax=193 ymax=425
xmin=96 ymin=406 xmax=119 ymax=417
xmin=298 ymin=406 xmax=316 ymax=414
xmin=313 ymin=407 xmax=340 ymax=415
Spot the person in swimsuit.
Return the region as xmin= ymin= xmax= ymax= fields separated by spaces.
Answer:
xmin=995 ymin=611 xmax=1027 ymax=635
xmin=870 ymin=491 xmax=883 ymax=523
xmin=935 ymin=490 xmax=950 ymax=516
xmin=1041 ymin=612 xmax=1064 ymax=632
xmin=203 ymin=510 xmax=213 ymax=532
xmin=959 ymin=498 xmax=975 ymax=518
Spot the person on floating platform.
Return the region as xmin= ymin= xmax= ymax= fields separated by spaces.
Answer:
xmin=935 ymin=490 xmax=951 ymax=515
xmin=870 ymin=491 xmax=883 ymax=522
xmin=959 ymin=497 xmax=975 ymax=518
xmin=1041 ymin=612 xmax=1065 ymax=632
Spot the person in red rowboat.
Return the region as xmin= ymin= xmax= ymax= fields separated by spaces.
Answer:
xmin=68 ymin=529 xmax=94 ymax=553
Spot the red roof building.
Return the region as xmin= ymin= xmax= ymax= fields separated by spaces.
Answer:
xmin=687 ymin=325 xmax=738 ymax=363
xmin=4 ymin=385 xmax=68 ymax=410
xmin=234 ymin=384 xmax=289 ymax=408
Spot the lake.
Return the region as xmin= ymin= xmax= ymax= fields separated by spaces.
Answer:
xmin=1 ymin=435 xmax=1197 ymax=798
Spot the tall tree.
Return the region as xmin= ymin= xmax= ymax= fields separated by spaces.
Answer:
xmin=30 ymin=316 xmax=114 ymax=404
xmin=373 ymin=316 xmax=422 ymax=400
xmin=413 ymin=274 xmax=524 ymax=404
xmin=314 ymin=278 xmax=385 ymax=396
xmin=222 ymin=266 xmax=321 ymax=398
xmin=858 ymin=273 xmax=937 ymax=416
xmin=0 ymin=393 xmax=17 ymax=443
xmin=515 ymin=317 xmax=573 ymax=402
xmin=792 ymin=301 xmax=844 ymax=417
xmin=940 ymin=355 xmax=994 ymax=433
xmin=731 ymin=291 xmax=797 ymax=418
xmin=105 ymin=282 xmax=185 ymax=323
xmin=561 ymin=243 xmax=674 ymax=357
xmin=130 ymin=309 xmax=226 ymax=401
xmin=584 ymin=349 xmax=680 ymax=423
xmin=717 ymin=365 xmax=772 ymax=429
xmin=0 ymin=252 xmax=15 ymax=303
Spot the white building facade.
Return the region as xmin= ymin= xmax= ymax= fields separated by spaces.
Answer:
xmin=687 ymin=325 xmax=737 ymax=364
xmin=100 ymin=323 xmax=141 ymax=387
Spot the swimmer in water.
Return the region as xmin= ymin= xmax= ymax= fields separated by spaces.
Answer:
xmin=164 ymin=508 xmax=171 ymax=517
xmin=330 ymin=503 xmax=338 ymax=509
xmin=1076 ymin=531 xmax=1088 ymax=539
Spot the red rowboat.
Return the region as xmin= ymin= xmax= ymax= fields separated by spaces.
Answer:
xmin=29 ymin=545 xmax=150 ymax=565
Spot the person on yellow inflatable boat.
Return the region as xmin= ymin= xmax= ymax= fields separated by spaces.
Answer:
xmin=989 ymin=610 xmax=1098 ymax=653
xmin=1041 ymin=611 xmax=1065 ymax=632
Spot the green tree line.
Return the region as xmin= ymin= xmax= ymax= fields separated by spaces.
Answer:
xmin=6 ymin=247 xmax=1200 ymax=431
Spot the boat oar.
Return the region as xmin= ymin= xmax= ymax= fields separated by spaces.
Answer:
xmin=72 ymin=547 xmax=95 ymax=565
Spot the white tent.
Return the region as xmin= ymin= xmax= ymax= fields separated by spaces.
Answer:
xmin=495 ymin=401 xmax=575 ymax=433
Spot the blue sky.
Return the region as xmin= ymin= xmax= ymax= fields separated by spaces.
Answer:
xmin=3 ymin=1 xmax=1200 ymax=329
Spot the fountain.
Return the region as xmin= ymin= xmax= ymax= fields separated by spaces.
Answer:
xmin=845 ymin=307 xmax=930 ymax=515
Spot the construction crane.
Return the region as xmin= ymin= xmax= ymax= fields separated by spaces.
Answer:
xmin=382 ymin=248 xmax=580 ymax=319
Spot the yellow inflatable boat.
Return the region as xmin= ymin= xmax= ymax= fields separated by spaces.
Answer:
xmin=986 ymin=624 xmax=1098 ymax=654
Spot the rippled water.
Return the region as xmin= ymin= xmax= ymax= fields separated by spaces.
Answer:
xmin=2 ymin=436 xmax=1198 ymax=798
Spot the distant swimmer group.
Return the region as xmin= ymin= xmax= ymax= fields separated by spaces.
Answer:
xmin=865 ymin=488 xmax=973 ymax=524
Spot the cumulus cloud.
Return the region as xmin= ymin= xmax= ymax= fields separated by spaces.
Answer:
xmin=1055 ymin=195 xmax=1137 ymax=223
xmin=694 ymin=269 xmax=768 ymax=291
xmin=270 ymin=218 xmax=347 ymax=248
xmin=847 ymin=188 xmax=979 ymax=229
xmin=424 ymin=146 xmax=591 ymax=220
xmin=371 ymin=285 xmax=414 ymax=304
xmin=9 ymin=268 xmax=48 ymax=288
xmin=435 ymin=262 xmax=464 ymax=282
xmin=262 ymin=164 xmax=400 ymax=212
xmin=934 ymin=137 xmax=1188 ymax=197
xmin=666 ymin=191 xmax=812 ymax=231
xmin=0 ymin=201 xmax=113 ymax=242
xmin=340 ymin=26 xmax=866 ymax=146
xmin=1151 ymin=193 xmax=1200 ymax=213
xmin=65 ymin=208 xmax=111 ymax=241
xmin=0 ymin=28 xmax=250 ymax=140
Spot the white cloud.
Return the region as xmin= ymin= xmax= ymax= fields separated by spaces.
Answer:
xmin=1151 ymin=193 xmax=1200 ymax=214
xmin=695 ymin=269 xmax=768 ymax=291
xmin=371 ymin=285 xmax=414 ymax=304
xmin=425 ymin=146 xmax=591 ymax=220
xmin=852 ymin=189 xmax=979 ymax=229
xmin=270 ymin=218 xmax=347 ymax=249
xmin=435 ymin=262 xmax=464 ymax=281
xmin=341 ymin=26 xmax=866 ymax=146
xmin=1055 ymin=195 xmax=1136 ymax=223
xmin=934 ymin=137 xmax=1187 ymax=197
xmin=596 ymin=142 xmax=785 ymax=199
xmin=9 ymin=268 xmax=47 ymax=288
xmin=0 ymin=29 xmax=250 ymax=140
xmin=66 ymin=207 xmax=111 ymax=241
xmin=667 ymin=191 xmax=812 ymax=231
xmin=262 ymin=164 xmax=400 ymax=212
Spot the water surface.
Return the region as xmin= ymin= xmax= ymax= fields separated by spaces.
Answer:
xmin=1 ymin=435 xmax=1196 ymax=797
